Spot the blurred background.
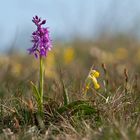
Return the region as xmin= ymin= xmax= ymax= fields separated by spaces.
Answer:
xmin=1 ymin=0 xmax=140 ymax=51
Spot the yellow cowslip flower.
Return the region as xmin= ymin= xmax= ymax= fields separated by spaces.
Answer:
xmin=83 ymin=78 xmax=91 ymax=94
xmin=134 ymin=49 xmax=140 ymax=64
xmin=91 ymin=77 xmax=100 ymax=89
xmin=83 ymin=69 xmax=100 ymax=94
xmin=63 ymin=47 xmax=75 ymax=64
xmin=88 ymin=73 xmax=100 ymax=90
xmin=86 ymin=85 xmax=90 ymax=90
xmin=45 ymin=53 xmax=57 ymax=79
xmin=115 ymin=47 xmax=128 ymax=60
xmin=90 ymin=70 xmax=100 ymax=78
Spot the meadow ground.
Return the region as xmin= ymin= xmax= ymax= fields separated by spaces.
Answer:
xmin=0 ymin=37 xmax=140 ymax=140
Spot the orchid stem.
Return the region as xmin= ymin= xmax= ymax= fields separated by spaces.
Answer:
xmin=39 ymin=56 xmax=44 ymax=116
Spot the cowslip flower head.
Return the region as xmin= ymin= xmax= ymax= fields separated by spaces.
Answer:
xmin=84 ymin=69 xmax=100 ymax=94
xmin=90 ymin=70 xmax=99 ymax=78
xmin=88 ymin=70 xmax=100 ymax=89
xmin=28 ymin=15 xmax=52 ymax=58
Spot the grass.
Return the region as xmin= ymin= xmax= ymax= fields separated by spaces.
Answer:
xmin=0 ymin=37 xmax=140 ymax=140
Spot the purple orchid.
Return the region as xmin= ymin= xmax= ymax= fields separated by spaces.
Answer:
xmin=28 ymin=16 xmax=52 ymax=58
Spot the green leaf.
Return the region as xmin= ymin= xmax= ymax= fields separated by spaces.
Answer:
xmin=56 ymin=100 xmax=97 ymax=116
xmin=30 ymin=81 xmax=40 ymax=102
xmin=72 ymin=104 xmax=97 ymax=115
xmin=62 ymin=80 xmax=69 ymax=106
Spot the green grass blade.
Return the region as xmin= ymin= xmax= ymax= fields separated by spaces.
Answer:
xmin=30 ymin=81 xmax=40 ymax=101
xmin=62 ymin=80 xmax=69 ymax=106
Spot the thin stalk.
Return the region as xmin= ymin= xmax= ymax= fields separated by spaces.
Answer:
xmin=39 ymin=56 xmax=44 ymax=115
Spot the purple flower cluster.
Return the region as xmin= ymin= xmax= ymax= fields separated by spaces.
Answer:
xmin=28 ymin=16 xmax=52 ymax=58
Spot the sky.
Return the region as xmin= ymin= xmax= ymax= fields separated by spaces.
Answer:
xmin=1 ymin=0 xmax=140 ymax=50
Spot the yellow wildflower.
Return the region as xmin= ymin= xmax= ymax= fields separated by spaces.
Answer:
xmin=63 ymin=47 xmax=75 ymax=64
xmin=134 ymin=49 xmax=140 ymax=64
xmin=83 ymin=69 xmax=100 ymax=94
xmin=90 ymin=70 xmax=100 ymax=78
xmin=92 ymin=79 xmax=100 ymax=89
xmin=115 ymin=47 xmax=128 ymax=60
xmin=88 ymin=70 xmax=100 ymax=90
xmin=45 ymin=53 xmax=56 ymax=78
